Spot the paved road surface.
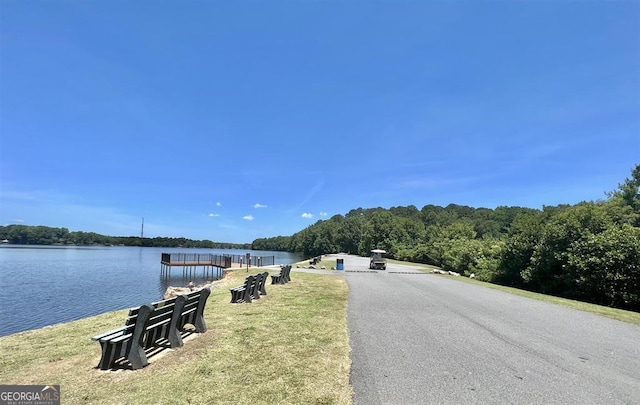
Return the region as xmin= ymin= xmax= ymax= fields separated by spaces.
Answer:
xmin=333 ymin=254 xmax=640 ymax=405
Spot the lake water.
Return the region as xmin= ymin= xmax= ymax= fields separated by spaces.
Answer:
xmin=0 ymin=245 xmax=302 ymax=337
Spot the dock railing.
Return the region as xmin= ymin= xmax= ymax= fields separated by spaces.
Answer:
xmin=161 ymin=253 xmax=275 ymax=267
xmin=161 ymin=253 xmax=232 ymax=268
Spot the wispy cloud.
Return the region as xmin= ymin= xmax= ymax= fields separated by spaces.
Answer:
xmin=254 ymin=203 xmax=267 ymax=208
xmin=216 ymin=202 xmax=222 ymax=206
xmin=290 ymin=180 xmax=324 ymax=212
xmin=208 ymin=213 xmax=220 ymax=217
xmin=302 ymin=213 xmax=313 ymax=219
xmin=243 ymin=215 xmax=254 ymax=221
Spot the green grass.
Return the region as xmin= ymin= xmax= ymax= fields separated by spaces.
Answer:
xmin=294 ymin=258 xmax=340 ymax=271
xmin=0 ymin=269 xmax=352 ymax=404
xmin=444 ymin=275 xmax=640 ymax=326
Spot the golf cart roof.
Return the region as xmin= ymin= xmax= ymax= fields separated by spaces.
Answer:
xmin=371 ymin=249 xmax=386 ymax=254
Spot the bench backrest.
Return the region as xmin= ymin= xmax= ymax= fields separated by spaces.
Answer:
xmin=243 ymin=275 xmax=256 ymax=303
xmin=124 ymin=295 xmax=178 ymax=324
xmin=121 ymin=289 xmax=209 ymax=350
xmin=249 ymin=273 xmax=263 ymax=298
xmin=142 ymin=296 xmax=180 ymax=349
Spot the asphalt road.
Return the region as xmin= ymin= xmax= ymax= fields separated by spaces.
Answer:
xmin=337 ymin=254 xmax=640 ymax=405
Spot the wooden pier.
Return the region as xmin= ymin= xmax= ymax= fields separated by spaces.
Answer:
xmin=160 ymin=253 xmax=277 ymax=280
xmin=160 ymin=253 xmax=232 ymax=280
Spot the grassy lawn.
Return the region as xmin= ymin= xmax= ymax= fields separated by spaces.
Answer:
xmin=0 ymin=270 xmax=352 ymax=405
xmin=443 ymin=275 xmax=640 ymax=326
xmin=294 ymin=257 xmax=340 ymax=271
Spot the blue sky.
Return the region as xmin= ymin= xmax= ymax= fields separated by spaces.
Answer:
xmin=1 ymin=1 xmax=638 ymax=243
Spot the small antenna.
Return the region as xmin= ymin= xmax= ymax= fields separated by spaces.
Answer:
xmin=141 ymin=217 xmax=144 ymax=238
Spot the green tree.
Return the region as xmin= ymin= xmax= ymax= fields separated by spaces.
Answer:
xmin=566 ymin=224 xmax=640 ymax=309
xmin=335 ymin=215 xmax=364 ymax=254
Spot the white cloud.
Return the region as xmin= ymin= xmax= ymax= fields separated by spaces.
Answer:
xmin=243 ymin=215 xmax=254 ymax=221
xmin=319 ymin=212 xmax=328 ymax=217
xmin=208 ymin=213 xmax=220 ymax=217
xmin=301 ymin=213 xmax=313 ymax=219
xmin=254 ymin=203 xmax=267 ymax=208
xmin=216 ymin=202 xmax=222 ymax=206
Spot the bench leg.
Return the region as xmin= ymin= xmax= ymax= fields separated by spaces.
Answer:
xmin=243 ymin=286 xmax=253 ymax=303
xmin=98 ymin=341 xmax=116 ymax=370
xmin=127 ymin=341 xmax=148 ymax=370
xmin=128 ymin=304 xmax=153 ymax=370
xmin=260 ymin=272 xmax=268 ymax=295
xmin=168 ymin=295 xmax=186 ymax=348
xmin=193 ymin=287 xmax=210 ymax=332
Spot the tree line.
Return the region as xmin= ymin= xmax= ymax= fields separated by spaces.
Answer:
xmin=0 ymin=225 xmax=252 ymax=250
xmin=253 ymin=165 xmax=640 ymax=311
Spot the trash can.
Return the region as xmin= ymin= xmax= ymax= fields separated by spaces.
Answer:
xmin=336 ymin=258 xmax=344 ymax=271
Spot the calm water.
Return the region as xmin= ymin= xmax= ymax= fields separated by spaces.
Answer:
xmin=0 ymin=245 xmax=302 ymax=337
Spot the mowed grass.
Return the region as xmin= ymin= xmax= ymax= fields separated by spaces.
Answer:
xmin=294 ymin=258 xmax=338 ymax=270
xmin=0 ymin=270 xmax=352 ymax=404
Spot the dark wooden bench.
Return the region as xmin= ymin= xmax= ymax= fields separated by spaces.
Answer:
xmin=271 ymin=265 xmax=292 ymax=285
xmin=230 ymin=272 xmax=268 ymax=303
xmin=92 ymin=287 xmax=210 ymax=370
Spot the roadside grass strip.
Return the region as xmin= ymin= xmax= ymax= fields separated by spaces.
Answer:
xmin=0 ymin=270 xmax=352 ymax=404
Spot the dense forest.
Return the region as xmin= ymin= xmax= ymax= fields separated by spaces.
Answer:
xmin=0 ymin=226 xmax=251 ymax=250
xmin=253 ymin=165 xmax=640 ymax=311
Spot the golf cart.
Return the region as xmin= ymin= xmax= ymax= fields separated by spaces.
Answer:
xmin=369 ymin=249 xmax=387 ymax=270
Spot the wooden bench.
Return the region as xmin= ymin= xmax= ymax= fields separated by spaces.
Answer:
xmin=230 ymin=272 xmax=268 ymax=303
xmin=92 ymin=287 xmax=210 ymax=370
xmin=271 ymin=265 xmax=292 ymax=285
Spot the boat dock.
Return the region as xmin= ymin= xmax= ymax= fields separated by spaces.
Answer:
xmin=160 ymin=252 xmax=276 ymax=280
